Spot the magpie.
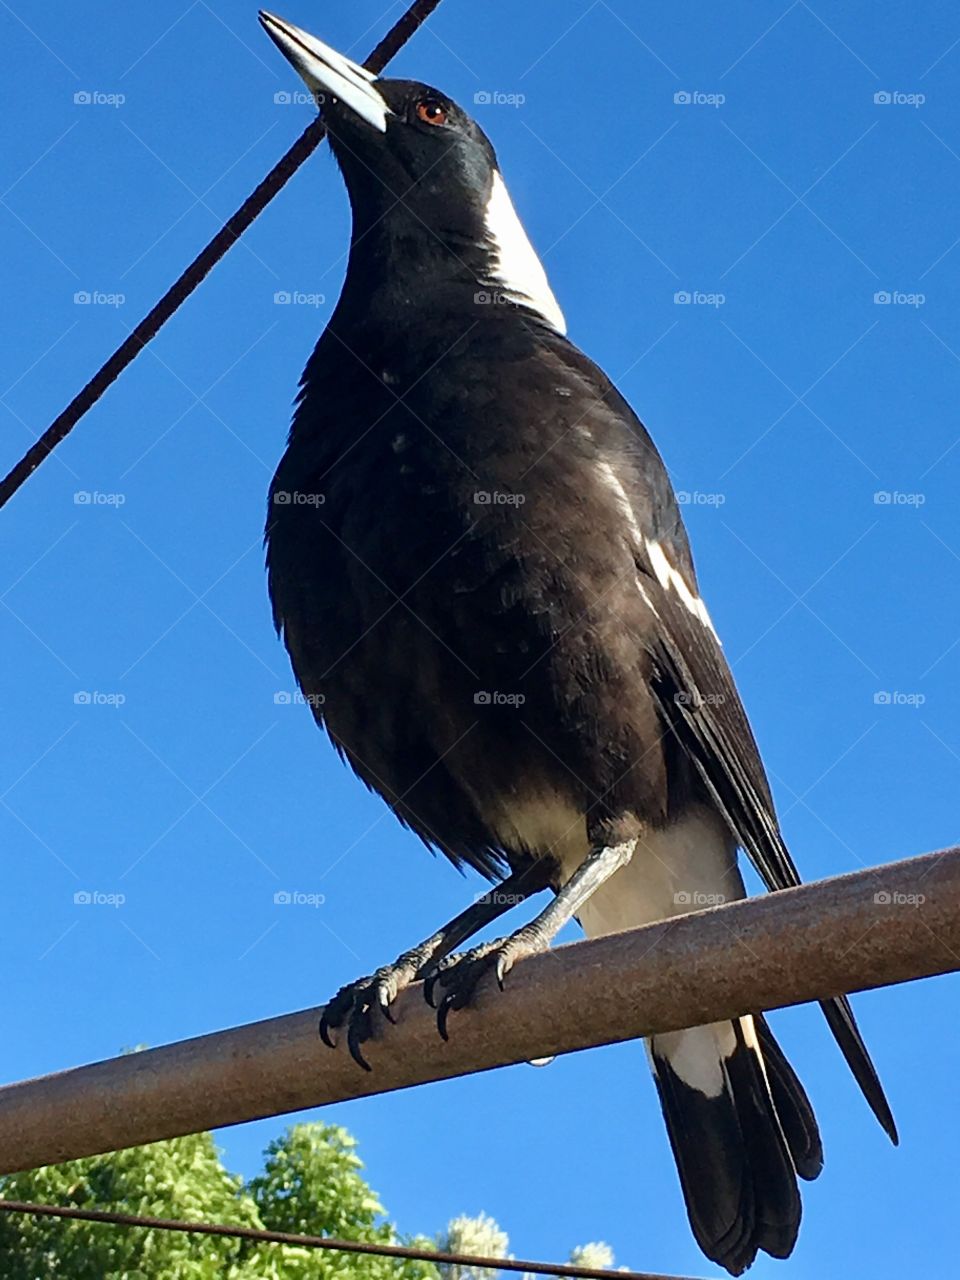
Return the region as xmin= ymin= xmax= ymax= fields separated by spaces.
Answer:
xmin=260 ymin=12 xmax=897 ymax=1274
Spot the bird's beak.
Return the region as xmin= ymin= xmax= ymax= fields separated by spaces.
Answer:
xmin=259 ymin=11 xmax=392 ymax=133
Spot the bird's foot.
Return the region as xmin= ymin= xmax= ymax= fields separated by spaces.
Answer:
xmin=423 ymin=923 xmax=549 ymax=1040
xmin=319 ymin=953 xmax=423 ymax=1070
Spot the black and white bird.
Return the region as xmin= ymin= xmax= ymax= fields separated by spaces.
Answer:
xmin=260 ymin=12 xmax=897 ymax=1274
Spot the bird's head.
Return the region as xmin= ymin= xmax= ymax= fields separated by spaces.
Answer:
xmin=259 ymin=11 xmax=565 ymax=333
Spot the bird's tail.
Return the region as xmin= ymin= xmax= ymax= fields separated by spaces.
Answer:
xmin=648 ymin=1013 xmax=823 ymax=1276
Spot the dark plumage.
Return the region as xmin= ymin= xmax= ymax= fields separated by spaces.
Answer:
xmin=260 ymin=13 xmax=896 ymax=1273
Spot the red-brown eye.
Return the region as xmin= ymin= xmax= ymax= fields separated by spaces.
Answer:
xmin=416 ymin=99 xmax=448 ymax=126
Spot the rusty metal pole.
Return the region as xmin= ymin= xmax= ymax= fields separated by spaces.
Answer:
xmin=0 ymin=847 xmax=956 ymax=1174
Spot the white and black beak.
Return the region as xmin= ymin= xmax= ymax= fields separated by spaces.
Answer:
xmin=259 ymin=10 xmax=393 ymax=133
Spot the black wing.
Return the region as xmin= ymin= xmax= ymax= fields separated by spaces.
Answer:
xmin=639 ymin=520 xmax=897 ymax=1143
xmin=552 ymin=337 xmax=899 ymax=1143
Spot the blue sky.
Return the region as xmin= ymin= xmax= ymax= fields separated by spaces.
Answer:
xmin=1 ymin=1 xmax=959 ymax=1275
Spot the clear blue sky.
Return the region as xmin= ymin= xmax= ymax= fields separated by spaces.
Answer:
xmin=2 ymin=2 xmax=958 ymax=1275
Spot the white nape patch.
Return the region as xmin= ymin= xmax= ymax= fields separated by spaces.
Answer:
xmin=262 ymin=13 xmax=392 ymax=133
xmin=482 ymin=171 xmax=566 ymax=334
xmin=645 ymin=538 xmax=719 ymax=641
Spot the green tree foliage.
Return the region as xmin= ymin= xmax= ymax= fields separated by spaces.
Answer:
xmin=0 ymin=1129 xmax=268 ymax=1280
xmin=248 ymin=1125 xmax=437 ymax=1280
xmin=0 ymin=1122 xmax=615 ymax=1279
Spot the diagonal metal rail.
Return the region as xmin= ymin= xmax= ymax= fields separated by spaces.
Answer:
xmin=0 ymin=847 xmax=956 ymax=1175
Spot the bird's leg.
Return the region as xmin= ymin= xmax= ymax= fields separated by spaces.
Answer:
xmin=426 ymin=839 xmax=637 ymax=1039
xmin=319 ymin=859 xmax=550 ymax=1069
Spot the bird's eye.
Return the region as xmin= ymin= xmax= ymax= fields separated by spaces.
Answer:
xmin=416 ymin=99 xmax=448 ymax=126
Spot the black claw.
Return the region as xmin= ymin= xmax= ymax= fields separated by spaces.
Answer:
xmin=347 ymin=1015 xmax=373 ymax=1071
xmin=319 ymin=1013 xmax=337 ymax=1049
xmin=423 ymin=972 xmax=441 ymax=1008
xmin=380 ymin=995 xmax=397 ymax=1025
xmin=437 ymin=993 xmax=455 ymax=1041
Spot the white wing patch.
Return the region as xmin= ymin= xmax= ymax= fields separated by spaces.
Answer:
xmin=595 ymin=460 xmax=644 ymax=547
xmin=592 ymin=463 xmax=715 ymax=636
xmin=646 ymin=538 xmax=719 ymax=641
xmin=482 ymin=171 xmax=566 ymax=334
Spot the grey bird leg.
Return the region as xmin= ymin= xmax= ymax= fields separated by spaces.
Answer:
xmin=426 ymin=839 xmax=638 ymax=1040
xmin=320 ymin=859 xmax=551 ymax=1069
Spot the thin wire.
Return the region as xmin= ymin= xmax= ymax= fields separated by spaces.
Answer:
xmin=0 ymin=0 xmax=443 ymax=511
xmin=0 ymin=1200 xmax=704 ymax=1280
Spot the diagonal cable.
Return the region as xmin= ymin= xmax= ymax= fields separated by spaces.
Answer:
xmin=0 ymin=0 xmax=445 ymax=510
